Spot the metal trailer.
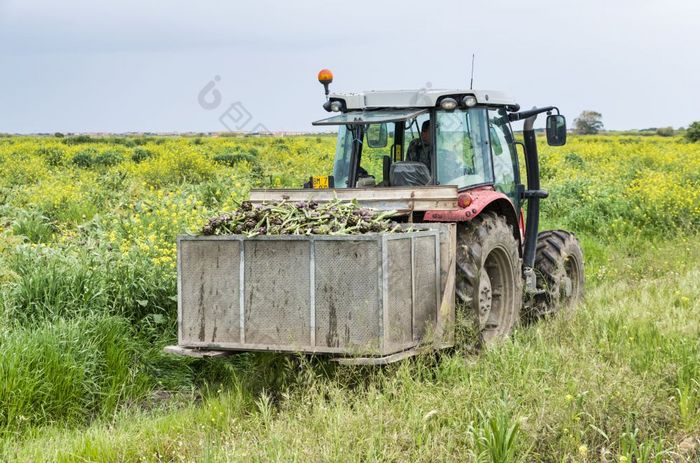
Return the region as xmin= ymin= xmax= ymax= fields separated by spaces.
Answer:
xmin=166 ymin=224 xmax=455 ymax=365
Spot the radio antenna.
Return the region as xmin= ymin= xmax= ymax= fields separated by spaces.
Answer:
xmin=469 ymin=54 xmax=475 ymax=90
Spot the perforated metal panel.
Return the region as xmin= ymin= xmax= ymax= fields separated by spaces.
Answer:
xmin=314 ymin=240 xmax=380 ymax=351
xmin=177 ymin=230 xmax=442 ymax=356
xmin=385 ymin=238 xmax=413 ymax=351
xmin=244 ymin=240 xmax=310 ymax=346
xmin=179 ymin=240 xmax=240 ymax=345
xmin=413 ymin=236 xmax=438 ymax=340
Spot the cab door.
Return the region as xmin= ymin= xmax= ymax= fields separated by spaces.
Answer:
xmin=488 ymin=108 xmax=520 ymax=208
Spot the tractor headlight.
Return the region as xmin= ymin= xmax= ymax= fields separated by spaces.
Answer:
xmin=330 ymin=101 xmax=343 ymax=112
xmin=462 ymin=95 xmax=477 ymax=107
xmin=440 ymin=98 xmax=458 ymax=111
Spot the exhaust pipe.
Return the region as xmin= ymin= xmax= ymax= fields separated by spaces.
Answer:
xmin=522 ymin=112 xmax=541 ymax=269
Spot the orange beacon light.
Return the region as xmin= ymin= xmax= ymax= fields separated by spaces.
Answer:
xmin=318 ymin=69 xmax=333 ymax=98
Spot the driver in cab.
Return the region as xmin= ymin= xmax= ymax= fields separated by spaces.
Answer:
xmin=406 ymin=120 xmax=431 ymax=171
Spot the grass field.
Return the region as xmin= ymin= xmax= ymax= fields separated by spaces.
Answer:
xmin=0 ymin=133 xmax=698 ymax=461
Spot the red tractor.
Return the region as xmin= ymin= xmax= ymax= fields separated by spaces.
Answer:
xmin=298 ymin=69 xmax=585 ymax=344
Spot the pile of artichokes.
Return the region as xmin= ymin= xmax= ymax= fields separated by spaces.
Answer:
xmin=201 ymin=199 xmax=407 ymax=237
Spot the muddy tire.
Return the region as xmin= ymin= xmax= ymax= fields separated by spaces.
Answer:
xmin=456 ymin=212 xmax=523 ymax=346
xmin=533 ymin=230 xmax=585 ymax=315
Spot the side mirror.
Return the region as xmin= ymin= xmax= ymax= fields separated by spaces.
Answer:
xmin=546 ymin=115 xmax=567 ymax=146
xmin=366 ymin=123 xmax=388 ymax=148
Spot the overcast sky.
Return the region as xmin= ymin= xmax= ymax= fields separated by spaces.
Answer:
xmin=0 ymin=0 xmax=698 ymax=133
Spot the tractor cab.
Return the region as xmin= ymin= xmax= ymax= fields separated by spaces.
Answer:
xmin=309 ymin=70 xmax=567 ymax=236
xmin=313 ymin=103 xmax=520 ymax=207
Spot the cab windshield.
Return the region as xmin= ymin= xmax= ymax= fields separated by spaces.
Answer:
xmin=324 ymin=107 xmax=495 ymax=190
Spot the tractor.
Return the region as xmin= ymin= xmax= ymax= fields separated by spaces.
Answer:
xmin=300 ymin=69 xmax=585 ymax=344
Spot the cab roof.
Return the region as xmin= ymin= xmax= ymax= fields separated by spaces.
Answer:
xmin=330 ymin=89 xmax=517 ymax=109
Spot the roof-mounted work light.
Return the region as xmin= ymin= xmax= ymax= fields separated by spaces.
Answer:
xmin=440 ymin=97 xmax=458 ymax=111
xmin=462 ymin=95 xmax=478 ymax=107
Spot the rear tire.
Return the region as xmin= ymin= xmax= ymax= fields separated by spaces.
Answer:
xmin=533 ymin=230 xmax=585 ymax=315
xmin=456 ymin=212 xmax=522 ymax=346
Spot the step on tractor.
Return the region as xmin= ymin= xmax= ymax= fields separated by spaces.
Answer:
xmin=166 ymin=69 xmax=584 ymax=364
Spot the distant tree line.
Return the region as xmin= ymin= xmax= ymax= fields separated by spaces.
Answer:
xmin=572 ymin=110 xmax=700 ymax=142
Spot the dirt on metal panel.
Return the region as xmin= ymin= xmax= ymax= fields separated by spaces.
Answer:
xmin=413 ymin=235 xmax=438 ymax=340
xmin=179 ymin=240 xmax=240 ymax=345
xmin=386 ymin=238 xmax=413 ymax=350
xmin=314 ymin=240 xmax=380 ymax=350
xmin=244 ymin=240 xmax=310 ymax=346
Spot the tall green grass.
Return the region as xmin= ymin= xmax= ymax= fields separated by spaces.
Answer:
xmin=2 ymin=243 xmax=175 ymax=324
xmin=0 ymin=316 xmax=148 ymax=436
xmin=0 ymin=242 xmax=195 ymax=442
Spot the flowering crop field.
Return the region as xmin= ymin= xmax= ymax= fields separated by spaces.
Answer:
xmin=0 ymin=133 xmax=699 ymax=461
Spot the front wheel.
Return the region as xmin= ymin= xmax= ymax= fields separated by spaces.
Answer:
xmin=533 ymin=230 xmax=585 ymax=315
xmin=456 ymin=212 xmax=523 ymax=346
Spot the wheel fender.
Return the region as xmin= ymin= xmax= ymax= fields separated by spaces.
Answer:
xmin=424 ymin=188 xmax=520 ymax=242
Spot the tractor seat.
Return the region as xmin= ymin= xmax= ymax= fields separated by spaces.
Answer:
xmin=389 ymin=161 xmax=431 ymax=186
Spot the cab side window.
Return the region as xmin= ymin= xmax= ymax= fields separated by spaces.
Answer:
xmin=488 ymin=109 xmax=518 ymax=203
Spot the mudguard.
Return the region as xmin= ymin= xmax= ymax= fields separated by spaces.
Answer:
xmin=423 ymin=187 xmax=522 ymax=242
